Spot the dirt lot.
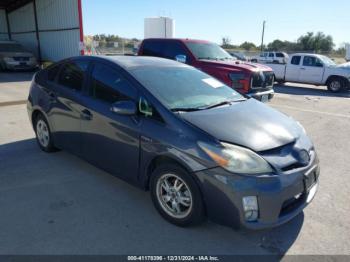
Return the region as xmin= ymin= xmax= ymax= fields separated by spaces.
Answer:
xmin=0 ymin=72 xmax=349 ymax=256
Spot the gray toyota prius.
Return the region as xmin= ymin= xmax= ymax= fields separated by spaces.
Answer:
xmin=27 ymin=56 xmax=319 ymax=229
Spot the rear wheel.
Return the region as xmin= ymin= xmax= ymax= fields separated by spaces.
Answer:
xmin=34 ymin=113 xmax=57 ymax=153
xmin=150 ymin=164 xmax=205 ymax=227
xmin=327 ymin=77 xmax=344 ymax=93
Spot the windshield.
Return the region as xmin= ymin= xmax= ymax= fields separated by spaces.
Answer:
xmin=319 ymin=55 xmax=336 ymax=66
xmin=185 ymin=42 xmax=233 ymax=60
xmin=0 ymin=43 xmax=27 ymax=52
xmin=131 ymin=66 xmax=245 ymax=111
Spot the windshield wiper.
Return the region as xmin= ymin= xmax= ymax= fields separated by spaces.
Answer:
xmin=203 ymin=99 xmax=246 ymax=110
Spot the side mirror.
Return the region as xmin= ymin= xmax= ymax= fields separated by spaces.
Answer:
xmin=111 ymin=100 xmax=137 ymax=116
xmin=175 ymin=54 xmax=187 ymax=63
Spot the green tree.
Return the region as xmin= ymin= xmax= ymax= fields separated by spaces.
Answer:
xmin=297 ymin=32 xmax=334 ymax=52
xmin=240 ymin=42 xmax=257 ymax=51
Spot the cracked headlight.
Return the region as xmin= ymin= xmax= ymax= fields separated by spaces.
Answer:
xmin=199 ymin=142 xmax=273 ymax=174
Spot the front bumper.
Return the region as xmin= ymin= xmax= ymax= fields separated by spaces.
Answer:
xmin=247 ymin=89 xmax=275 ymax=102
xmin=4 ymin=61 xmax=38 ymax=71
xmin=195 ymin=154 xmax=320 ymax=230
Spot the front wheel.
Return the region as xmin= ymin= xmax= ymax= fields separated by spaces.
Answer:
xmin=327 ymin=78 xmax=344 ymax=93
xmin=150 ymin=164 xmax=205 ymax=227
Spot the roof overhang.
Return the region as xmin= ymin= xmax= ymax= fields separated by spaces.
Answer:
xmin=0 ymin=0 xmax=33 ymax=12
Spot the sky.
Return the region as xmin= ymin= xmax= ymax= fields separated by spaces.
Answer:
xmin=82 ymin=0 xmax=350 ymax=47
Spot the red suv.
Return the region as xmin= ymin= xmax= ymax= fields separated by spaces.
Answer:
xmin=138 ymin=38 xmax=275 ymax=101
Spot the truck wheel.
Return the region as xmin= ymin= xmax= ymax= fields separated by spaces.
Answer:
xmin=327 ymin=77 xmax=344 ymax=93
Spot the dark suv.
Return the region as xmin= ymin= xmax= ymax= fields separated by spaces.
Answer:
xmin=138 ymin=38 xmax=275 ymax=102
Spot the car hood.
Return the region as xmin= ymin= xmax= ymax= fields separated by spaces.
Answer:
xmin=180 ymin=99 xmax=302 ymax=152
xmin=0 ymin=51 xmax=34 ymax=57
xmin=336 ymin=62 xmax=350 ymax=69
xmin=197 ymin=59 xmax=273 ymax=72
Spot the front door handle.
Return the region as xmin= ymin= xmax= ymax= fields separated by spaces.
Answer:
xmin=300 ymin=68 xmax=306 ymax=70
xmin=81 ymin=109 xmax=93 ymax=120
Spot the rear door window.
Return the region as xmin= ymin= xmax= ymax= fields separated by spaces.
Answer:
xmin=141 ymin=40 xmax=163 ymax=57
xmin=276 ymin=53 xmax=284 ymax=57
xmin=89 ymin=63 xmax=137 ymax=104
xmin=58 ymin=60 xmax=89 ymax=91
xmin=291 ymin=56 xmax=301 ymax=65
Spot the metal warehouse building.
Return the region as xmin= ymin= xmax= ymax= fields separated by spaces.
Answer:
xmin=0 ymin=0 xmax=84 ymax=62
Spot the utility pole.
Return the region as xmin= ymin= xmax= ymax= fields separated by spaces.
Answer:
xmin=261 ymin=20 xmax=266 ymax=53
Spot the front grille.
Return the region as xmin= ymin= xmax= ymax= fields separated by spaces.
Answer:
xmin=13 ymin=57 xmax=30 ymax=62
xmin=251 ymin=71 xmax=274 ymax=89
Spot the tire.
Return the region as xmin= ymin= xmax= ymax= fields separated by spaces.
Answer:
xmin=150 ymin=163 xmax=205 ymax=227
xmin=327 ymin=77 xmax=344 ymax=93
xmin=34 ymin=113 xmax=57 ymax=153
xmin=251 ymin=59 xmax=258 ymax=63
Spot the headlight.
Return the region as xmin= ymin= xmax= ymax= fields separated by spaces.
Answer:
xmin=199 ymin=142 xmax=273 ymax=174
xmin=229 ymin=73 xmax=247 ymax=89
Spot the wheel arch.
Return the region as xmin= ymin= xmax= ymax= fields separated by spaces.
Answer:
xmin=325 ymin=75 xmax=348 ymax=85
xmin=143 ymin=154 xmax=200 ymax=191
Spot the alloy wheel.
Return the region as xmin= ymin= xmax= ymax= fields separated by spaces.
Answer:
xmin=36 ymin=119 xmax=50 ymax=148
xmin=156 ymin=173 xmax=193 ymax=219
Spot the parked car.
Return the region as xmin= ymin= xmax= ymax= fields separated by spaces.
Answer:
xmin=346 ymin=44 xmax=350 ymax=62
xmin=228 ymin=51 xmax=249 ymax=61
xmin=0 ymin=41 xmax=38 ymax=71
xmin=28 ymin=56 xmax=319 ymax=229
xmin=251 ymin=52 xmax=289 ymax=64
xmin=138 ymin=38 xmax=275 ymax=102
xmin=269 ymin=53 xmax=350 ymax=92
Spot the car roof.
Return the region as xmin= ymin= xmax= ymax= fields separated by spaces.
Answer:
xmin=95 ymin=55 xmax=190 ymax=70
xmin=291 ymin=53 xmax=324 ymax=58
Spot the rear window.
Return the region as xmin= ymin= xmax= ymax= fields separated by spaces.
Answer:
xmin=141 ymin=41 xmax=163 ymax=57
xmin=291 ymin=56 xmax=301 ymax=65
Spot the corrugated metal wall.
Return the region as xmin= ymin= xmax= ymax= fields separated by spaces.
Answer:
xmin=36 ymin=0 xmax=81 ymax=61
xmin=8 ymin=3 xmax=37 ymax=55
xmin=6 ymin=0 xmax=81 ymax=61
xmin=0 ymin=9 xmax=9 ymax=40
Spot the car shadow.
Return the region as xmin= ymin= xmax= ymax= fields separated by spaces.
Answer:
xmin=0 ymin=138 xmax=303 ymax=256
xmin=0 ymin=71 xmax=36 ymax=83
xmin=274 ymin=83 xmax=350 ymax=98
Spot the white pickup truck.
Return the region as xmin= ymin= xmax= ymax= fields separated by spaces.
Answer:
xmin=269 ymin=53 xmax=350 ymax=92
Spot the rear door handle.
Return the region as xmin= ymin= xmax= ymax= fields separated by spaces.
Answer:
xmin=81 ymin=109 xmax=93 ymax=120
xmin=300 ymin=68 xmax=306 ymax=70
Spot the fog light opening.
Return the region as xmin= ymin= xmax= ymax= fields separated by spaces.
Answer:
xmin=243 ymin=196 xmax=259 ymax=222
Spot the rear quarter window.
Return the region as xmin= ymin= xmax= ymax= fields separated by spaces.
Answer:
xmin=47 ymin=64 xmax=61 ymax=82
xmin=291 ymin=56 xmax=301 ymax=65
